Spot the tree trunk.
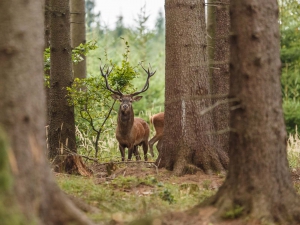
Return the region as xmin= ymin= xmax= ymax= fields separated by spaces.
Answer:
xmin=157 ymin=0 xmax=229 ymax=175
xmin=0 ymin=1 xmax=94 ymax=224
xmin=49 ymin=0 xmax=77 ymax=159
xmin=204 ymin=0 xmax=300 ymax=223
xmin=207 ymin=0 xmax=230 ymax=154
xmin=70 ymin=0 xmax=87 ymax=79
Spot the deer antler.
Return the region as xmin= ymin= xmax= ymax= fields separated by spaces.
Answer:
xmin=132 ymin=64 xmax=156 ymax=96
xmin=100 ymin=65 xmax=123 ymax=96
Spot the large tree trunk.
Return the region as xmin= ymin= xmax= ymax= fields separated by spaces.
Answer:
xmin=70 ymin=0 xmax=87 ymax=79
xmin=207 ymin=0 xmax=230 ymax=154
xmin=204 ymin=0 xmax=300 ymax=223
xmin=157 ymin=0 xmax=229 ymax=175
xmin=0 ymin=1 xmax=94 ymax=224
xmin=49 ymin=0 xmax=77 ymax=159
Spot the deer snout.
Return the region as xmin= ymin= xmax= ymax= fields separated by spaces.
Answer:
xmin=121 ymin=104 xmax=129 ymax=111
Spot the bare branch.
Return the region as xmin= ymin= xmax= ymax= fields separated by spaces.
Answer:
xmin=200 ymin=98 xmax=239 ymax=116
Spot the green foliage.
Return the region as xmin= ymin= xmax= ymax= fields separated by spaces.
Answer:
xmin=159 ymin=188 xmax=176 ymax=204
xmin=279 ymin=0 xmax=300 ymax=134
xmin=67 ymin=39 xmax=148 ymax=158
xmin=43 ymin=41 xmax=98 ymax=88
xmin=283 ymin=100 xmax=300 ymax=134
xmin=72 ymin=40 xmax=98 ymax=64
xmin=281 ymin=65 xmax=300 ymax=101
xmin=103 ymin=38 xmax=139 ymax=93
xmin=44 ymin=47 xmax=51 ymax=72
xmin=86 ymin=7 xmax=165 ymax=119
xmin=279 ymin=0 xmax=300 ymax=65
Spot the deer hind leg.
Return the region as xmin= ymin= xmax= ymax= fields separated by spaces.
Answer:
xmin=133 ymin=145 xmax=141 ymax=161
xmin=142 ymin=141 xmax=148 ymax=161
xmin=149 ymin=136 xmax=160 ymax=157
xmin=119 ymin=145 xmax=125 ymax=161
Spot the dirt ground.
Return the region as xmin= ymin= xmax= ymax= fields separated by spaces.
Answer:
xmin=90 ymin=161 xmax=225 ymax=189
xmin=84 ymin=161 xmax=300 ymax=225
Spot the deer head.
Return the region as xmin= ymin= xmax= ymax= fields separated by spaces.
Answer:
xmin=100 ymin=64 xmax=156 ymax=118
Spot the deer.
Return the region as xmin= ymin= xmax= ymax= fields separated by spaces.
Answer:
xmin=149 ymin=112 xmax=164 ymax=157
xmin=100 ymin=64 xmax=155 ymax=161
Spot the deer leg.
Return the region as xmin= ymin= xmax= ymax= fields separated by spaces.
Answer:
xmin=133 ymin=145 xmax=141 ymax=161
xmin=142 ymin=141 xmax=148 ymax=161
xmin=128 ymin=147 xmax=133 ymax=161
xmin=149 ymin=135 xmax=160 ymax=157
xmin=119 ymin=145 xmax=125 ymax=161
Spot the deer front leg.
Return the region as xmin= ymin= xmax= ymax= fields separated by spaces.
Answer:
xmin=119 ymin=144 xmax=125 ymax=161
xmin=128 ymin=146 xmax=134 ymax=161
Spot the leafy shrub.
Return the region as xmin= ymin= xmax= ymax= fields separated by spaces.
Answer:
xmin=159 ymin=188 xmax=176 ymax=204
xmin=283 ymin=100 xmax=300 ymax=134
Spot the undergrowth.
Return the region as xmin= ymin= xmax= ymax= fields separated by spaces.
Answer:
xmin=54 ymin=131 xmax=300 ymax=224
xmin=56 ymin=168 xmax=216 ymax=224
xmin=287 ymin=130 xmax=300 ymax=169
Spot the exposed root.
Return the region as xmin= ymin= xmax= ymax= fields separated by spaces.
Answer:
xmin=52 ymin=154 xmax=93 ymax=177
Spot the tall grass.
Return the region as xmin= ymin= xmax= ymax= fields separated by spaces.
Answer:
xmin=287 ymin=129 xmax=300 ymax=169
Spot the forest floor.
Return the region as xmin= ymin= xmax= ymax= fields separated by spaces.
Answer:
xmin=55 ymin=160 xmax=300 ymax=225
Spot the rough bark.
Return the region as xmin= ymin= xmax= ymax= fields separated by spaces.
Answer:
xmin=157 ymin=0 xmax=229 ymax=175
xmin=203 ymin=0 xmax=300 ymax=223
xmin=49 ymin=0 xmax=77 ymax=159
xmin=207 ymin=0 xmax=230 ymax=154
xmin=70 ymin=0 xmax=86 ymax=79
xmin=0 ymin=1 xmax=94 ymax=224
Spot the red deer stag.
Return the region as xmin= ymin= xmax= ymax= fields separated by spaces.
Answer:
xmin=149 ymin=112 xmax=164 ymax=156
xmin=100 ymin=65 xmax=155 ymax=161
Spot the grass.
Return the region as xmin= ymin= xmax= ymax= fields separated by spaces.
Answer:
xmin=287 ymin=130 xmax=300 ymax=170
xmin=55 ymin=168 xmax=216 ymax=224
xmin=54 ymin=131 xmax=300 ymax=224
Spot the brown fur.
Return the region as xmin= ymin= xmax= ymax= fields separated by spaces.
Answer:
xmin=100 ymin=64 xmax=155 ymax=161
xmin=149 ymin=112 xmax=164 ymax=156
xmin=113 ymin=94 xmax=150 ymax=161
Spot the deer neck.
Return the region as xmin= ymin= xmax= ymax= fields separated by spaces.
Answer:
xmin=117 ymin=108 xmax=134 ymax=134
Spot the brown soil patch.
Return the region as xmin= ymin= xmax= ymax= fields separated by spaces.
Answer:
xmin=89 ymin=161 xmax=225 ymax=192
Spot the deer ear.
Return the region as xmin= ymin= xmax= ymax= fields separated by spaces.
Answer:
xmin=111 ymin=94 xmax=121 ymax=100
xmin=132 ymin=96 xmax=143 ymax=102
